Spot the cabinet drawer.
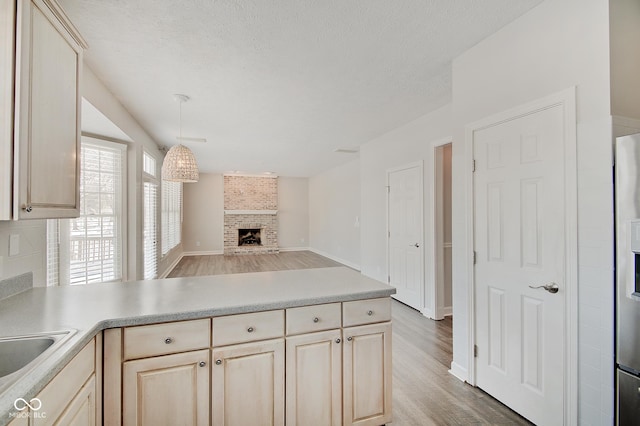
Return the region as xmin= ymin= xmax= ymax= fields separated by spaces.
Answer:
xmin=286 ymin=303 xmax=342 ymax=335
xmin=123 ymin=318 xmax=210 ymax=360
xmin=342 ymin=298 xmax=391 ymax=327
xmin=212 ymin=310 xmax=284 ymax=346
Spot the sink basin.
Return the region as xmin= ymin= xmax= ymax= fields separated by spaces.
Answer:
xmin=0 ymin=337 xmax=55 ymax=378
xmin=0 ymin=330 xmax=75 ymax=393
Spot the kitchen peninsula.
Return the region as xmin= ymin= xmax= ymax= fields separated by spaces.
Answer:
xmin=0 ymin=267 xmax=394 ymax=426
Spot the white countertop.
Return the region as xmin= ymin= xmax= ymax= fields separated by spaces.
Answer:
xmin=0 ymin=267 xmax=394 ymax=424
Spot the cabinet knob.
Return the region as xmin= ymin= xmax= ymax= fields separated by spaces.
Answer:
xmin=313 ymin=317 xmax=319 ymax=323
xmin=23 ymin=205 xmax=32 ymax=213
xmin=164 ymin=337 xmax=173 ymax=344
xmin=367 ymin=310 xmax=373 ymax=316
xmin=335 ymin=338 xmax=341 ymax=344
xmin=247 ymin=326 xmax=254 ymax=333
xmin=347 ymin=336 xmax=353 ymax=342
xmin=215 ymin=359 xmax=222 ymax=365
xmin=199 ymin=361 xmax=206 ymax=367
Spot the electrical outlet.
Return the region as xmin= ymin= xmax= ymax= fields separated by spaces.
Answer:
xmin=196 ymin=241 xmax=201 ymax=247
xmin=9 ymin=234 xmax=19 ymax=257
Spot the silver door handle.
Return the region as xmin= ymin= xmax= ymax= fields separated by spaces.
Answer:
xmin=528 ymin=282 xmax=559 ymax=294
xmin=412 ymin=243 xmax=420 ymax=248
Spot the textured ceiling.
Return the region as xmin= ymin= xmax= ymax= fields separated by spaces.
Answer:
xmin=58 ymin=0 xmax=543 ymax=177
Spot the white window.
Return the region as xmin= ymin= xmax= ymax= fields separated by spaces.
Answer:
xmin=143 ymin=151 xmax=158 ymax=279
xmin=47 ymin=138 xmax=126 ymax=286
xmin=162 ymin=181 xmax=182 ymax=255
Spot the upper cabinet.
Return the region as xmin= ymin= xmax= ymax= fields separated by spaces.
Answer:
xmin=0 ymin=0 xmax=87 ymax=220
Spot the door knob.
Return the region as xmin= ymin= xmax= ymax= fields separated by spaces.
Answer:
xmin=528 ymin=282 xmax=559 ymax=294
xmin=412 ymin=243 xmax=420 ymax=248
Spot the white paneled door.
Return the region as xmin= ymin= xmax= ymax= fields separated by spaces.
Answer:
xmin=473 ymin=105 xmax=565 ymax=425
xmin=388 ymin=164 xmax=423 ymax=311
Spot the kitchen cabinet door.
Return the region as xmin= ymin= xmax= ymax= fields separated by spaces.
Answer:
xmin=122 ymin=349 xmax=210 ymax=426
xmin=343 ymin=322 xmax=392 ymax=426
xmin=32 ymin=339 xmax=96 ymax=426
xmin=211 ymin=339 xmax=284 ymax=426
xmin=12 ymin=0 xmax=86 ymax=219
xmin=285 ymin=329 xmax=342 ymax=426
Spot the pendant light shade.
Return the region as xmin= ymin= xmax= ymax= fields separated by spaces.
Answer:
xmin=161 ymin=94 xmax=200 ymax=182
xmin=162 ymin=144 xmax=199 ymax=182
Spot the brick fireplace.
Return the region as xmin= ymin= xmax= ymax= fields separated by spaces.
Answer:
xmin=223 ymin=175 xmax=279 ymax=255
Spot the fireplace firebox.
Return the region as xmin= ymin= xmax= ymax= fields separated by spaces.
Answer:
xmin=238 ymin=228 xmax=262 ymax=246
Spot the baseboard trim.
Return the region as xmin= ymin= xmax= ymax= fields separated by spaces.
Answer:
xmin=420 ymin=307 xmax=435 ymax=319
xmin=442 ymin=306 xmax=452 ymax=317
xmin=278 ymin=247 xmax=310 ymax=252
xmin=308 ymin=248 xmax=361 ymax=271
xmin=182 ymin=250 xmax=224 ymax=256
xmin=158 ymin=254 xmax=184 ymax=279
xmin=448 ymin=361 xmax=468 ymax=383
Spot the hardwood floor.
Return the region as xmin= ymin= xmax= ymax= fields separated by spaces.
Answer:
xmin=391 ymin=301 xmax=531 ymax=425
xmin=167 ymin=250 xmax=344 ymax=277
xmin=168 ymin=251 xmax=530 ymax=425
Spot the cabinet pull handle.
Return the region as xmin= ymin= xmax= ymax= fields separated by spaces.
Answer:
xmin=164 ymin=337 xmax=173 ymax=344
xmin=199 ymin=361 xmax=206 ymax=367
xmin=335 ymin=338 xmax=341 ymax=344
xmin=247 ymin=326 xmax=254 ymax=333
xmin=23 ymin=205 xmax=32 ymax=213
xmin=313 ymin=317 xmax=319 ymax=323
xmin=367 ymin=310 xmax=373 ymax=316
xmin=215 ymin=359 xmax=222 ymax=365
xmin=347 ymin=336 xmax=353 ymax=342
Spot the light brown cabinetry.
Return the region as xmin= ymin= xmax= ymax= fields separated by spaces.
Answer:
xmin=212 ymin=339 xmax=285 ymax=426
xmin=286 ymin=300 xmax=392 ymax=426
xmin=343 ymin=322 xmax=392 ymax=426
xmin=285 ymin=329 xmax=342 ymax=426
xmin=342 ymin=298 xmax=392 ymax=426
xmin=32 ymin=337 xmax=99 ymax=426
xmin=0 ymin=0 xmax=86 ymax=220
xmin=211 ymin=310 xmax=285 ymax=426
xmin=122 ymin=350 xmax=210 ymax=426
xmin=115 ymin=319 xmax=211 ymax=426
xmin=103 ymin=298 xmax=392 ymax=426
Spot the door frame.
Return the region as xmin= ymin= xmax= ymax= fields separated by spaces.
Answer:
xmin=386 ymin=161 xmax=425 ymax=311
xmin=464 ymin=87 xmax=578 ymax=425
xmin=429 ymin=137 xmax=453 ymax=320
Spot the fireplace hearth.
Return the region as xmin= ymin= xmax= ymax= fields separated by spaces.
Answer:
xmin=238 ymin=228 xmax=262 ymax=246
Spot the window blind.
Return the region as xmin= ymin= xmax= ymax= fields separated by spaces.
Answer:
xmin=143 ymin=181 xmax=158 ymax=279
xmin=47 ymin=139 xmax=125 ymax=285
xmin=162 ymin=181 xmax=182 ymax=255
xmin=46 ymin=219 xmax=59 ymax=287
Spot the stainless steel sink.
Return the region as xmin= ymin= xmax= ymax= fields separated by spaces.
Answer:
xmin=0 ymin=330 xmax=75 ymax=393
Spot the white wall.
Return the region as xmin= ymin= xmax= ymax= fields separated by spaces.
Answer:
xmin=610 ymin=0 xmax=640 ymax=120
xmin=451 ymin=0 xmax=612 ymax=423
xmin=278 ymin=177 xmax=309 ymax=250
xmin=182 ymin=173 xmax=224 ymax=254
xmin=0 ymin=220 xmax=46 ymax=285
xmin=309 ymin=159 xmax=361 ymax=269
xmin=182 ymin=174 xmax=310 ymax=253
xmin=359 ymin=104 xmax=452 ymax=312
xmin=81 ymin=65 xmax=177 ymax=280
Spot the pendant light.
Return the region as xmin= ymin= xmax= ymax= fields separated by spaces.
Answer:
xmin=161 ymin=94 xmax=200 ymax=182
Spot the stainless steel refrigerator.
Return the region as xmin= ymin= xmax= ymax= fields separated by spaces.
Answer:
xmin=615 ymin=133 xmax=640 ymax=424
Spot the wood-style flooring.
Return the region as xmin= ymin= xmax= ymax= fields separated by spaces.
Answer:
xmin=167 ymin=251 xmax=531 ymax=425
xmin=167 ymin=250 xmax=344 ymax=277
xmin=391 ymin=301 xmax=531 ymax=425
